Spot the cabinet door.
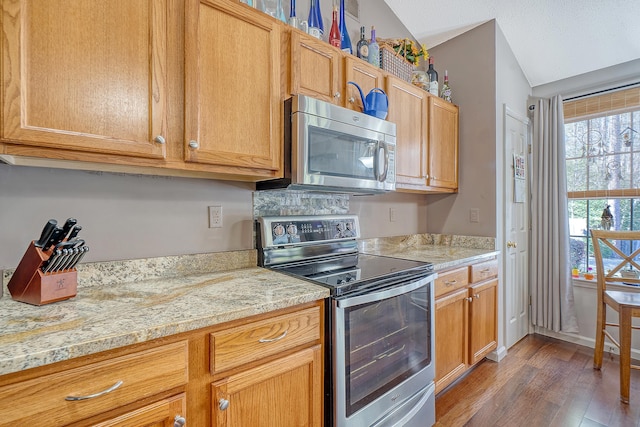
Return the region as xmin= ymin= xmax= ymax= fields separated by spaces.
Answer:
xmin=386 ymin=76 xmax=429 ymax=190
xmin=428 ymin=97 xmax=459 ymax=190
xmin=184 ymin=0 xmax=281 ymax=174
xmin=290 ymin=32 xmax=341 ymax=103
xmin=92 ymin=393 xmax=186 ymax=427
xmin=434 ymin=288 xmax=468 ymax=393
xmin=343 ymin=57 xmax=385 ymax=112
xmin=212 ymin=346 xmax=322 ymax=427
xmin=468 ymin=279 xmax=498 ymax=365
xmin=1 ymin=0 xmax=167 ymax=159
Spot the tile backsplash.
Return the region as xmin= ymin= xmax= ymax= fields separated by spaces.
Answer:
xmin=253 ymin=190 xmax=349 ymax=218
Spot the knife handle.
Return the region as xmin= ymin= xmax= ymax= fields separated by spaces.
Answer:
xmin=66 ymin=225 xmax=82 ymax=240
xmin=34 ymin=219 xmax=58 ymax=248
xmin=43 ymin=228 xmax=65 ymax=251
xmin=61 ymin=218 xmax=77 ymax=235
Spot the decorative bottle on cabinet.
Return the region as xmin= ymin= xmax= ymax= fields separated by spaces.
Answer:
xmin=440 ymin=70 xmax=452 ymax=102
xmin=308 ymin=0 xmax=323 ymax=39
xmin=427 ymin=57 xmax=439 ymax=96
xmin=368 ymin=26 xmax=380 ymax=68
xmin=329 ymin=5 xmax=341 ymax=48
xmin=339 ymin=0 xmax=352 ymax=54
xmin=288 ymin=0 xmax=298 ymax=28
xmin=356 ymin=26 xmax=369 ymax=61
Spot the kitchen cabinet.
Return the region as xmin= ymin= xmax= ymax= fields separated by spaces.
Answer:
xmin=0 ymin=0 xmax=283 ymax=181
xmin=212 ymin=346 xmax=322 ymax=427
xmin=1 ymin=0 xmax=168 ymax=160
xmin=0 ymin=300 xmax=324 ymax=427
xmin=434 ymin=258 xmax=498 ymax=393
xmin=290 ymin=31 xmax=342 ymax=104
xmin=0 ymin=341 xmax=189 ymax=426
xmin=427 ymin=96 xmax=459 ymax=191
xmin=184 ymin=0 xmax=281 ymax=174
xmin=343 ymin=57 xmax=386 ymax=112
xmin=210 ymin=305 xmax=323 ymax=426
xmin=386 ymin=75 xmax=429 ymax=189
xmin=387 ymin=77 xmax=459 ymax=194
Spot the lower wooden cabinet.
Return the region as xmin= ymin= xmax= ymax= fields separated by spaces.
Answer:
xmin=92 ymin=393 xmax=187 ymax=427
xmin=435 ymin=259 xmax=498 ymax=393
xmin=0 ymin=301 xmax=324 ymax=427
xmin=212 ymin=346 xmax=323 ymax=427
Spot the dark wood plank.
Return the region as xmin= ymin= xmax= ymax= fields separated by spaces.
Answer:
xmin=435 ymin=334 xmax=640 ymax=427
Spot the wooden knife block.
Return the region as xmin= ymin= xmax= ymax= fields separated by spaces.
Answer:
xmin=8 ymin=241 xmax=77 ymax=306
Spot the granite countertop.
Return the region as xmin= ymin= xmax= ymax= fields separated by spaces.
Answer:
xmin=0 ymin=233 xmax=498 ymax=378
xmin=358 ymin=233 xmax=499 ymax=271
xmin=0 ymin=250 xmax=329 ymax=377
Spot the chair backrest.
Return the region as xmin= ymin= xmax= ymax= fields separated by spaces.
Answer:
xmin=590 ymin=230 xmax=640 ymax=294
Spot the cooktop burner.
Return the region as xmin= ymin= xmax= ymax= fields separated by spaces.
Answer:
xmin=257 ymin=215 xmax=434 ymax=296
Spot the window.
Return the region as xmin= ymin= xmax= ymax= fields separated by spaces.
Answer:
xmin=565 ymin=87 xmax=640 ymax=273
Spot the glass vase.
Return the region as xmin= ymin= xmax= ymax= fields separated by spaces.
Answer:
xmin=339 ymin=0 xmax=352 ymax=54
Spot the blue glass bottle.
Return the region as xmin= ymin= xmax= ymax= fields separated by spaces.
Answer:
xmin=339 ymin=0 xmax=352 ymax=54
xmin=308 ymin=0 xmax=323 ymax=39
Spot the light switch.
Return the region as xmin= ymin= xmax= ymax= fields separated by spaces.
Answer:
xmin=469 ymin=208 xmax=480 ymax=223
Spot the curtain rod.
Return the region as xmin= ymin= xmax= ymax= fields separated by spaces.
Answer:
xmin=563 ymin=81 xmax=640 ymax=102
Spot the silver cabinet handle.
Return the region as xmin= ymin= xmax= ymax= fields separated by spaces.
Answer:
xmin=445 ymin=280 xmax=457 ymax=286
xmin=154 ymin=135 xmax=166 ymax=144
xmin=259 ymin=329 xmax=288 ymax=343
xmin=348 ymin=96 xmax=355 ymax=103
xmin=474 ymin=293 xmax=481 ymax=299
xmin=219 ymin=398 xmax=230 ymax=411
xmin=481 ymin=268 xmax=491 ymax=273
xmin=334 ymin=92 xmax=341 ymax=98
xmin=174 ymin=415 xmax=186 ymax=427
xmin=466 ymin=297 xmax=473 ymax=302
xmin=189 ymin=140 xmax=199 ymax=149
xmin=65 ymin=380 xmax=123 ymax=401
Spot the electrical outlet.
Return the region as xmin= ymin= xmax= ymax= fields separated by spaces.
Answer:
xmin=389 ymin=207 xmax=397 ymax=222
xmin=469 ymin=208 xmax=480 ymax=223
xmin=208 ymin=206 xmax=222 ymax=228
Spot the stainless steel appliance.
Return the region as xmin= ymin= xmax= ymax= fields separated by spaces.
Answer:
xmin=256 ymin=95 xmax=396 ymax=194
xmin=257 ymin=215 xmax=436 ymax=427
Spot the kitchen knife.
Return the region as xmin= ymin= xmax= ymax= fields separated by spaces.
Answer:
xmin=66 ymin=225 xmax=82 ymax=241
xmin=50 ymin=249 xmax=71 ymax=272
xmin=43 ymin=227 xmax=65 ymax=251
xmin=34 ymin=219 xmax=58 ymax=248
xmin=55 ymin=239 xmax=85 ymax=251
xmin=41 ymin=249 xmax=62 ymax=273
xmin=59 ymin=248 xmax=79 ymax=271
xmin=61 ymin=218 xmax=77 ymax=238
xmin=69 ymin=246 xmax=89 ymax=269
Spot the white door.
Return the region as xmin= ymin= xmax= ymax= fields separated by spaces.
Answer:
xmin=504 ymin=106 xmax=530 ymax=348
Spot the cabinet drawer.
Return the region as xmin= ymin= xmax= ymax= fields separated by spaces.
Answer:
xmin=470 ymin=259 xmax=498 ymax=283
xmin=434 ymin=267 xmax=469 ymax=298
xmin=210 ymin=306 xmax=321 ymax=373
xmin=0 ymin=341 xmax=189 ymax=427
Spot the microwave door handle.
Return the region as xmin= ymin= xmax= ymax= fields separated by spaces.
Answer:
xmin=377 ymin=140 xmax=389 ymax=182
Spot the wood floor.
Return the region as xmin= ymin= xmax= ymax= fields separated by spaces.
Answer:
xmin=435 ymin=334 xmax=640 ymax=427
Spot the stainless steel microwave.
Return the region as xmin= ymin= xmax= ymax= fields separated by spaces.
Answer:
xmin=256 ymin=95 xmax=396 ymax=194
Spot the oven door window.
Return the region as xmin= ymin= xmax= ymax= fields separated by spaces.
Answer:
xmin=308 ymin=125 xmax=382 ymax=181
xmin=343 ymin=285 xmax=431 ymax=416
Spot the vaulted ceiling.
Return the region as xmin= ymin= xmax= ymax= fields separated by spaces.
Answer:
xmin=385 ymin=0 xmax=640 ymax=88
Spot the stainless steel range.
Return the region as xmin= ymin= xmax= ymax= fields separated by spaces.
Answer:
xmin=257 ymin=215 xmax=437 ymax=427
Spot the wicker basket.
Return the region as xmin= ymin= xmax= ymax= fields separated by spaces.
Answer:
xmin=379 ymin=43 xmax=415 ymax=82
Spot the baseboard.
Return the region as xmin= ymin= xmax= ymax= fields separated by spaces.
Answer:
xmin=533 ymin=327 xmax=640 ymax=360
xmin=486 ymin=345 xmax=507 ymax=362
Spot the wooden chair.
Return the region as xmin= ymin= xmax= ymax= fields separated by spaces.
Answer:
xmin=591 ymin=230 xmax=640 ymax=403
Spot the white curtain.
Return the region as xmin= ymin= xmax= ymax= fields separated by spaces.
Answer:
xmin=530 ymin=95 xmax=579 ymax=333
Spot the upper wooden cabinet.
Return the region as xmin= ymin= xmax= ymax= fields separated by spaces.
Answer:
xmin=428 ymin=96 xmax=459 ymax=191
xmin=343 ymin=57 xmax=385 ymax=113
xmin=386 ymin=75 xmax=429 ymax=189
xmin=387 ymin=77 xmax=459 ymax=194
xmin=290 ymin=31 xmax=342 ymax=104
xmin=1 ymin=0 xmax=168 ymax=159
xmin=184 ymin=0 xmax=281 ymax=174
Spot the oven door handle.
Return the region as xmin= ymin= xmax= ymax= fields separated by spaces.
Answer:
xmin=336 ymin=274 xmax=435 ymax=308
